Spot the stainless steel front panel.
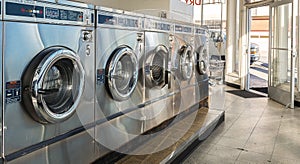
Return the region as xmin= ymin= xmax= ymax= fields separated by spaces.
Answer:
xmin=3 ymin=22 xmax=95 ymax=162
xmin=194 ymin=30 xmax=209 ymax=84
xmin=195 ymin=79 xmax=209 ymax=104
xmin=194 ymin=28 xmax=209 ymax=103
xmin=143 ymin=31 xmax=175 ymax=132
xmin=95 ymin=28 xmax=144 ymax=120
xmin=95 ymin=110 xmax=144 ymax=154
xmin=143 ymin=96 xmax=174 ymax=132
xmin=144 ymin=31 xmax=172 ymax=102
xmin=95 ymin=27 xmax=144 ymax=155
xmin=171 ymin=28 xmax=196 ymax=112
xmin=8 ymin=130 xmax=95 ymax=164
xmin=172 ymin=33 xmax=195 ymax=89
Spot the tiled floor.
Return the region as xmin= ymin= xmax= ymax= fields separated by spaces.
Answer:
xmin=184 ymin=85 xmax=300 ymax=164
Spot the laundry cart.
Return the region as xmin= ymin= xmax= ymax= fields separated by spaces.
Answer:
xmin=208 ymin=35 xmax=225 ymax=86
xmin=209 ymin=57 xmax=225 ymax=85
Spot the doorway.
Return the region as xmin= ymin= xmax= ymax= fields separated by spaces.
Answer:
xmin=248 ymin=6 xmax=270 ymax=95
xmin=245 ymin=0 xmax=299 ymax=108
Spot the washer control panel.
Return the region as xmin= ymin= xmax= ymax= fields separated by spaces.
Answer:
xmin=4 ymin=0 xmax=93 ymax=26
xmin=175 ymin=24 xmax=194 ymax=34
xmin=45 ymin=7 xmax=83 ymax=22
xmin=6 ymin=2 xmax=44 ymax=18
xmin=144 ymin=18 xmax=173 ymax=32
xmin=195 ymin=28 xmax=206 ymax=35
xmin=98 ymin=11 xmax=143 ymax=30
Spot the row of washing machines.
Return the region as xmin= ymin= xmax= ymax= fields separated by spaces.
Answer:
xmin=0 ymin=0 xmax=210 ymax=163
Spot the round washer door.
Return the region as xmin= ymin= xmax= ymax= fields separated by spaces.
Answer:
xmin=180 ymin=45 xmax=194 ymax=80
xmin=106 ymin=46 xmax=138 ymax=101
xmin=22 ymin=47 xmax=85 ymax=124
xmin=145 ymin=45 xmax=168 ymax=88
xmin=196 ymin=46 xmax=208 ymax=75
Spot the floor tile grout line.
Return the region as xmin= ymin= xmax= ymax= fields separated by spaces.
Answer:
xmin=268 ymin=108 xmax=285 ymax=162
xmin=205 ymin=95 xmax=255 ymax=162
xmin=205 ymin=98 xmax=245 ymax=158
xmin=234 ymin=102 xmax=269 ymax=162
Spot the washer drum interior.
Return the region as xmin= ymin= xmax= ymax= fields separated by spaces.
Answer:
xmin=22 ymin=47 xmax=85 ymax=124
xmin=105 ymin=45 xmax=138 ymax=101
xmin=145 ymin=45 xmax=169 ymax=88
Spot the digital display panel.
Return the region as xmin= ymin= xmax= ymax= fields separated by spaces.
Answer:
xmin=45 ymin=7 xmax=83 ymax=22
xmin=156 ymin=23 xmax=170 ymax=31
xmin=98 ymin=14 xmax=115 ymax=25
xmin=175 ymin=25 xmax=192 ymax=33
xmin=6 ymin=2 xmax=44 ymax=18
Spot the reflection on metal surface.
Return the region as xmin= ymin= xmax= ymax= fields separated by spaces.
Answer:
xmin=180 ymin=45 xmax=194 ymax=80
xmin=23 ymin=48 xmax=84 ymax=124
xmin=115 ymin=105 xmax=225 ymax=163
xmin=198 ymin=60 xmax=207 ymax=75
xmin=145 ymin=45 xmax=168 ymax=88
xmin=106 ymin=46 xmax=138 ymax=101
xmin=269 ymin=1 xmax=296 ymax=108
xmin=194 ymin=26 xmax=210 ymax=103
xmin=3 ymin=0 xmax=95 ymax=162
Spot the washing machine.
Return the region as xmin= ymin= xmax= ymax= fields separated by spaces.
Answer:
xmin=2 ymin=0 xmax=95 ymax=163
xmin=142 ymin=16 xmax=175 ymax=132
xmin=194 ymin=26 xmax=209 ymax=103
xmin=171 ymin=22 xmax=196 ymax=112
xmin=94 ymin=7 xmax=145 ymax=154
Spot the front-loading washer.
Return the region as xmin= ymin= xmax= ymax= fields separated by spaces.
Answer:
xmin=194 ymin=26 xmax=209 ymax=104
xmin=142 ymin=16 xmax=175 ymax=132
xmin=2 ymin=0 xmax=95 ymax=163
xmin=171 ymin=22 xmax=196 ymax=112
xmin=94 ymin=6 xmax=145 ymax=155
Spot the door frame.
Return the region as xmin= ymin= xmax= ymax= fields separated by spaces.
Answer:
xmin=268 ymin=0 xmax=296 ymax=108
xmin=245 ymin=2 xmax=273 ymax=92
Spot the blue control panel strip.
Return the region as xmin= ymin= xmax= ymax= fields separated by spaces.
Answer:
xmin=6 ymin=2 xmax=44 ymax=18
xmin=6 ymin=2 xmax=84 ymax=22
xmin=98 ymin=14 xmax=139 ymax=28
xmin=196 ymin=28 xmax=206 ymax=34
xmin=45 ymin=7 xmax=83 ymax=22
xmin=98 ymin=14 xmax=115 ymax=25
xmin=175 ymin=25 xmax=192 ymax=33
xmin=154 ymin=22 xmax=171 ymax=31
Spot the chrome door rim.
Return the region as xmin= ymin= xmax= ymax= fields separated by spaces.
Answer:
xmin=198 ymin=60 xmax=207 ymax=75
xmin=180 ymin=45 xmax=194 ymax=80
xmin=145 ymin=45 xmax=168 ymax=88
xmin=31 ymin=49 xmax=84 ymax=123
xmin=107 ymin=46 xmax=138 ymax=101
xmin=196 ymin=46 xmax=208 ymax=75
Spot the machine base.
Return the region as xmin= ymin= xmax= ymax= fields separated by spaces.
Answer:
xmin=93 ymin=98 xmax=225 ymax=164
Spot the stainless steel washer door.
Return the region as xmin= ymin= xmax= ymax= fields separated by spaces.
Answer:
xmin=22 ymin=47 xmax=85 ymax=124
xmin=106 ymin=46 xmax=138 ymax=101
xmin=145 ymin=45 xmax=168 ymax=88
xmin=180 ymin=45 xmax=194 ymax=80
xmin=196 ymin=46 xmax=208 ymax=75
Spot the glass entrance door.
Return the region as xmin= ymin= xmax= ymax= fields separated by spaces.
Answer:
xmin=269 ymin=0 xmax=297 ymax=108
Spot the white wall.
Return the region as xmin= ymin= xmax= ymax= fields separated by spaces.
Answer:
xmin=73 ymin=0 xmax=193 ymax=22
xmin=169 ymin=0 xmax=194 ymax=22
